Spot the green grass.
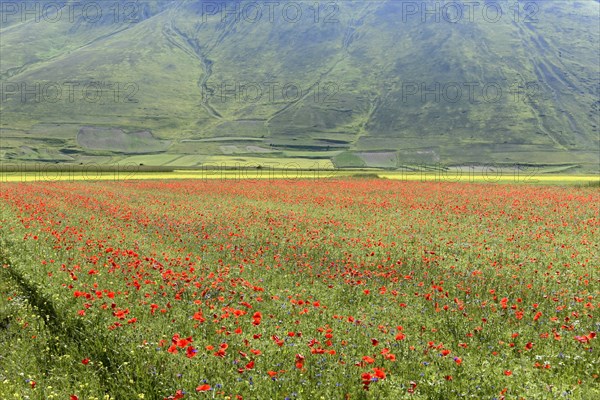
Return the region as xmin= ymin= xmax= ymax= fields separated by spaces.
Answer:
xmin=332 ymin=152 xmax=366 ymax=168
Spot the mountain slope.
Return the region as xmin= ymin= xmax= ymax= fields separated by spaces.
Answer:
xmin=1 ymin=0 xmax=598 ymax=170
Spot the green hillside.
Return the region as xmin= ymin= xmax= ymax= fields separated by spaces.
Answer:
xmin=1 ymin=0 xmax=598 ymax=171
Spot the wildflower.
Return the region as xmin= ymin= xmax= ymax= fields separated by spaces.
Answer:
xmin=362 ymin=356 xmax=375 ymax=364
xmin=373 ymin=367 xmax=386 ymax=380
xmin=186 ymin=346 xmax=198 ymax=358
xmin=196 ymin=384 xmax=211 ymax=392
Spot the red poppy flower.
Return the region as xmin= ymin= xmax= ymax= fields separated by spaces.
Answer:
xmin=186 ymin=346 xmax=197 ymax=358
xmin=196 ymin=384 xmax=211 ymax=392
xmin=373 ymin=367 xmax=386 ymax=379
xmin=362 ymin=356 xmax=375 ymax=364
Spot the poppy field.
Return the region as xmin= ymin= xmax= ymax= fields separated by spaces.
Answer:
xmin=0 ymin=179 xmax=598 ymax=399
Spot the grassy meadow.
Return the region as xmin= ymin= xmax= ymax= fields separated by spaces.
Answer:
xmin=0 ymin=178 xmax=598 ymax=399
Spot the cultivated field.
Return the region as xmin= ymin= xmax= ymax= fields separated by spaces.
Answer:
xmin=0 ymin=179 xmax=598 ymax=399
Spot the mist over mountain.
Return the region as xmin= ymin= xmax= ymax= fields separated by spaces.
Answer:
xmin=1 ymin=0 xmax=598 ymax=171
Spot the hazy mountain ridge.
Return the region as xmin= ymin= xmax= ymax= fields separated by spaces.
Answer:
xmin=1 ymin=0 xmax=598 ymax=170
